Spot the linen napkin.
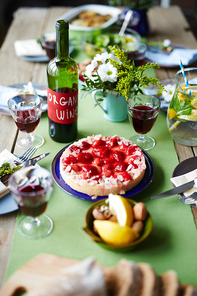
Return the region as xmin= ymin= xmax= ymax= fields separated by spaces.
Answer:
xmin=14 ymin=39 xmax=46 ymax=57
xmin=170 ymin=169 xmax=197 ymax=197
xmin=145 ymin=48 xmax=197 ymax=66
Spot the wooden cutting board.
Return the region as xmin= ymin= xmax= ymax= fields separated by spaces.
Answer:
xmin=0 ymin=253 xmax=98 ymax=296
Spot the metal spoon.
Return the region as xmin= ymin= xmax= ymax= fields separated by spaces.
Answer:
xmin=119 ymin=10 xmax=133 ymax=37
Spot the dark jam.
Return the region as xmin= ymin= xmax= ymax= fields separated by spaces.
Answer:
xmin=131 ymin=105 xmax=158 ymax=134
xmin=19 ymin=185 xmax=47 ymax=217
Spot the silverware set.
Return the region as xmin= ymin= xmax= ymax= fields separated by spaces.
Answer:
xmin=0 ymin=145 xmax=50 ymax=186
xmin=14 ymin=145 xmax=37 ymax=165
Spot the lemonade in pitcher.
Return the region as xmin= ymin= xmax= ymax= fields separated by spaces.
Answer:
xmin=167 ymin=68 xmax=197 ymax=146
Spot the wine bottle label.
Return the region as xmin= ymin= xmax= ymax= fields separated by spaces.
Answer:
xmin=47 ymin=87 xmax=78 ymax=124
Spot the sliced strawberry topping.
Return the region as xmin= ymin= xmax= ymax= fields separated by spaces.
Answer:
xmin=80 ymin=141 xmax=91 ymax=150
xmin=114 ymin=162 xmax=127 ymax=172
xmin=102 ymin=163 xmax=114 ymax=177
xmin=63 ymin=155 xmax=76 ymax=164
xmin=128 ymin=157 xmax=139 ymax=169
xmin=125 ymin=145 xmax=138 ymax=155
xmin=69 ymin=145 xmax=80 ymax=153
xmin=92 ymin=146 xmax=109 ymax=158
xmin=110 ymin=151 xmax=125 ymax=162
xmin=118 ymin=171 xmax=132 ymax=181
xmin=94 ymin=158 xmax=103 ymax=166
xmin=103 ymin=157 xmax=115 ymax=164
xmin=119 ymin=142 xmax=128 ymax=151
xmin=71 ymin=164 xmax=81 ymax=173
xmin=106 ymin=137 xmax=117 ymax=148
xmin=82 ymin=165 xmax=99 ymax=177
xmin=77 ymin=152 xmax=93 ymax=164
xmin=92 ymin=139 xmax=105 ymax=147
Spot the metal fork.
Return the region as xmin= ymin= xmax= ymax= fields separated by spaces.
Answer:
xmin=14 ymin=145 xmax=37 ymax=164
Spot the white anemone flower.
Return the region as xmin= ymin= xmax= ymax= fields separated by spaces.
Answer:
xmin=162 ymin=84 xmax=176 ymax=102
xmin=84 ymin=59 xmax=98 ymax=78
xmin=94 ymin=52 xmax=112 ymax=63
xmin=97 ymin=62 xmax=118 ymax=83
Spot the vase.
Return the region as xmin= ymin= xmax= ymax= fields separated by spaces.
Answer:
xmin=92 ymin=90 xmax=128 ymax=122
xmin=167 ymin=67 xmax=197 ymax=146
xmin=133 ymin=9 xmax=150 ymax=37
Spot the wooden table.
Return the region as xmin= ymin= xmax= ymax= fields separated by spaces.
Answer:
xmin=0 ymin=5 xmax=197 ymax=289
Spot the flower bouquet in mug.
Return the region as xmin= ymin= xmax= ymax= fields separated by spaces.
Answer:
xmin=81 ymin=46 xmax=164 ymax=100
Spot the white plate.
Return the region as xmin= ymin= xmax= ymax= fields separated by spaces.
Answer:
xmin=0 ymin=193 xmax=18 ymax=215
xmin=0 ymin=83 xmax=47 ymax=116
xmin=59 ymin=5 xmax=122 ymax=31
xmin=17 ymin=45 xmax=74 ymax=62
xmin=144 ymin=78 xmax=176 ymax=111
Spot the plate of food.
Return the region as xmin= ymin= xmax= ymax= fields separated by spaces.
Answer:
xmin=59 ymin=5 xmax=122 ymax=31
xmin=81 ymin=27 xmax=141 ymax=57
xmin=51 ymin=135 xmax=154 ymax=201
xmin=144 ymin=78 xmax=176 ymax=111
xmin=145 ymin=41 xmax=192 ymax=68
xmin=0 ymin=82 xmax=47 ymax=116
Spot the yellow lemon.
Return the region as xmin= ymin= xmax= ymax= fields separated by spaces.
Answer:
xmin=94 ymin=220 xmax=139 ymax=247
xmin=178 ymin=109 xmax=197 ymax=121
xmin=191 ymin=98 xmax=197 ymax=109
xmin=168 ymin=108 xmax=177 ymax=120
xmin=108 ymin=193 xmax=133 ymax=227
xmin=178 ymin=92 xmax=187 ymax=101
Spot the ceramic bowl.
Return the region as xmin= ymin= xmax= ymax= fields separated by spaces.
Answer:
xmin=81 ymin=27 xmax=141 ymax=57
xmin=81 ymin=198 xmax=153 ymax=252
xmin=58 ymin=5 xmax=122 ymax=31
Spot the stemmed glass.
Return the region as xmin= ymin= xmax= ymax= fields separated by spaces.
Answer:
xmin=8 ymin=94 xmax=44 ymax=149
xmin=127 ymin=93 xmax=160 ymax=150
xmin=9 ymin=166 xmax=53 ymax=239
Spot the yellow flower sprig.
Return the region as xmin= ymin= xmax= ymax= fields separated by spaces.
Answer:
xmin=109 ymin=46 xmax=164 ymax=100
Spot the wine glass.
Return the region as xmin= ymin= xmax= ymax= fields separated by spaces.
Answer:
xmin=127 ymin=93 xmax=160 ymax=150
xmin=9 ymin=166 xmax=53 ymax=239
xmin=8 ymin=94 xmax=44 ymax=149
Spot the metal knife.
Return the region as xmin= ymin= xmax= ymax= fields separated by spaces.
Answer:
xmin=151 ymin=179 xmax=195 ymax=199
xmin=22 ymin=152 xmax=50 ymax=167
xmin=0 ymin=152 xmax=50 ymax=185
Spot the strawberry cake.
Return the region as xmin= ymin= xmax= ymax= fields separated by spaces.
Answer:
xmin=60 ymin=135 xmax=146 ymax=198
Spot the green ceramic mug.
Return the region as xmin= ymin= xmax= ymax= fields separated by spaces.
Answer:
xmin=92 ymin=90 xmax=128 ymax=122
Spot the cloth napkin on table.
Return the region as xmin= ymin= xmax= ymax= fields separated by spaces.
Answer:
xmin=145 ymin=48 xmax=197 ymax=66
xmin=14 ymin=39 xmax=46 ymax=57
xmin=170 ymin=169 xmax=197 ymax=197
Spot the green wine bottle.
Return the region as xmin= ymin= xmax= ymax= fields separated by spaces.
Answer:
xmin=47 ymin=20 xmax=78 ymax=143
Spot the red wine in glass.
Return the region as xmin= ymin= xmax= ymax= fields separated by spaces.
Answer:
xmin=16 ymin=112 xmax=40 ymax=133
xmin=132 ymin=105 xmax=158 ymax=134
xmin=127 ymin=94 xmax=160 ymax=151
xmin=9 ymin=166 xmax=53 ymax=239
xmin=18 ymin=184 xmax=47 ymax=217
xmin=8 ymin=94 xmax=44 ymax=149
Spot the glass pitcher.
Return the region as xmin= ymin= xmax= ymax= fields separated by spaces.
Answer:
xmin=167 ymin=67 xmax=197 ymax=146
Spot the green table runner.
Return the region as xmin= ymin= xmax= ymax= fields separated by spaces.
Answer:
xmin=5 ymin=39 xmax=197 ymax=287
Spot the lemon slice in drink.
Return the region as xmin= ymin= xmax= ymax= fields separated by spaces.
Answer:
xmin=94 ymin=220 xmax=139 ymax=247
xmin=108 ymin=194 xmax=133 ymax=227
xmin=191 ymin=98 xmax=197 ymax=109
xmin=178 ymin=109 xmax=197 ymax=121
